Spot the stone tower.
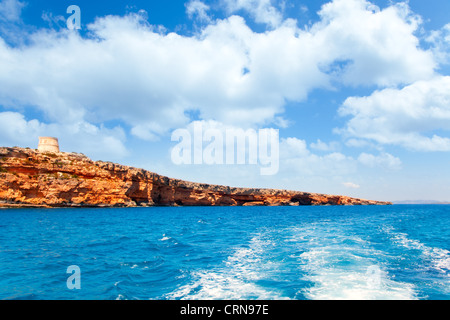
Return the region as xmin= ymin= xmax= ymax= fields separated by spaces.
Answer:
xmin=38 ymin=137 xmax=60 ymax=153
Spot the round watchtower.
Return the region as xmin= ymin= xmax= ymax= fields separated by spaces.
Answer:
xmin=38 ymin=137 xmax=60 ymax=153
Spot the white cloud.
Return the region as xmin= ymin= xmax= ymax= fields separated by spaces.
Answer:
xmin=0 ymin=0 xmax=24 ymax=22
xmin=358 ymin=152 xmax=402 ymax=170
xmin=163 ymin=122 xmax=404 ymax=197
xmin=0 ymin=0 xmax=27 ymax=44
xmin=312 ymin=0 xmax=435 ymax=87
xmin=280 ymin=137 xmax=357 ymax=177
xmin=310 ymin=139 xmax=340 ymax=151
xmin=0 ymin=111 xmax=46 ymax=145
xmin=343 ymin=182 xmax=360 ymax=189
xmin=186 ymin=0 xmax=212 ymax=23
xmin=281 ymin=137 xmax=309 ymax=158
xmin=223 ymin=0 xmax=283 ymax=28
xmin=41 ymin=11 xmax=66 ymax=29
xmin=0 ymin=112 xmax=128 ymax=160
xmin=426 ymin=23 xmax=450 ymax=65
xmin=0 ymin=0 xmax=438 ymax=148
xmin=166 ymin=123 xmax=359 ymax=180
xmin=339 ymin=76 xmax=450 ymax=151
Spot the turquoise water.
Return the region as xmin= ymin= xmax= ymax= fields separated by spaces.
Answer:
xmin=0 ymin=205 xmax=448 ymax=300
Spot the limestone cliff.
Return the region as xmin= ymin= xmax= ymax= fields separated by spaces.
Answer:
xmin=0 ymin=147 xmax=391 ymax=208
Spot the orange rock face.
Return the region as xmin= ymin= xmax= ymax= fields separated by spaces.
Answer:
xmin=0 ymin=147 xmax=391 ymax=208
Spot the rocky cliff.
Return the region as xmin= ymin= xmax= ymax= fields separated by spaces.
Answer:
xmin=0 ymin=147 xmax=391 ymax=208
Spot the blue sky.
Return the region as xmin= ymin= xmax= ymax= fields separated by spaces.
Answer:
xmin=0 ymin=0 xmax=450 ymax=202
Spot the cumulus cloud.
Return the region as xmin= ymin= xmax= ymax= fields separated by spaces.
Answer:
xmin=280 ymin=137 xmax=357 ymax=177
xmin=167 ymin=122 xmax=361 ymax=179
xmin=0 ymin=0 xmax=27 ymax=44
xmin=281 ymin=137 xmax=401 ymax=177
xmin=186 ymin=0 xmax=212 ymax=23
xmin=312 ymin=0 xmax=435 ymax=87
xmin=343 ymin=182 xmax=360 ymax=189
xmin=310 ymin=139 xmax=340 ymax=152
xmin=338 ymin=76 xmax=450 ymax=151
xmin=0 ymin=0 xmax=442 ymax=182
xmin=0 ymin=112 xmax=128 ymax=160
xmin=0 ymin=0 xmax=436 ymax=144
xmin=223 ymin=0 xmax=283 ymax=28
xmin=0 ymin=0 xmax=25 ymax=22
xmin=0 ymin=112 xmax=46 ymax=145
xmin=164 ymin=120 xmax=404 ymax=196
xmin=357 ymin=152 xmax=402 ymax=170
xmin=426 ymin=23 xmax=450 ymax=65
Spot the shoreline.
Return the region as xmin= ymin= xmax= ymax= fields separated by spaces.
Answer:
xmin=0 ymin=146 xmax=392 ymax=208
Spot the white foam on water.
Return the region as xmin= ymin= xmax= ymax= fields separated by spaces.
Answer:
xmin=289 ymin=223 xmax=418 ymax=300
xmin=383 ymin=226 xmax=450 ymax=295
xmin=166 ymin=270 xmax=286 ymax=300
xmin=165 ymin=234 xmax=289 ymax=300
xmin=386 ymin=227 xmax=450 ymax=273
xmin=299 ymin=249 xmax=417 ymax=300
xmin=159 ymin=234 xmax=171 ymax=241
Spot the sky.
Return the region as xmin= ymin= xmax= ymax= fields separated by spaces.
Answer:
xmin=0 ymin=0 xmax=449 ymax=202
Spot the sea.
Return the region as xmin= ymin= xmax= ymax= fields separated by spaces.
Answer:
xmin=0 ymin=205 xmax=448 ymax=300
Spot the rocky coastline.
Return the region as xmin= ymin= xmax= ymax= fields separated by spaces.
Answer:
xmin=0 ymin=147 xmax=391 ymax=208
